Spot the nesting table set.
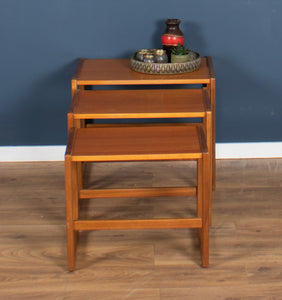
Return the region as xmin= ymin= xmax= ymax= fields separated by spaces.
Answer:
xmin=65 ymin=57 xmax=216 ymax=271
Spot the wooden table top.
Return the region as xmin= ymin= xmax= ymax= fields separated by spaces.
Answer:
xmin=72 ymin=57 xmax=214 ymax=85
xmin=66 ymin=125 xmax=207 ymax=162
xmin=70 ymin=89 xmax=211 ymax=119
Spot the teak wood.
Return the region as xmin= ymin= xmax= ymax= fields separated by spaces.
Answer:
xmin=70 ymin=57 xmax=216 ymax=189
xmin=71 ymin=58 xmax=212 ymax=87
xmin=65 ymin=125 xmax=211 ymax=271
xmin=68 ymin=89 xmax=210 ymax=122
xmin=65 ymin=57 xmax=215 ymax=270
xmin=68 ymin=125 xmax=204 ymax=161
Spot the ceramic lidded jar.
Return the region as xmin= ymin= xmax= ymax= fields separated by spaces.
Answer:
xmin=143 ymin=54 xmax=155 ymax=63
xmin=135 ymin=49 xmax=148 ymax=61
xmin=155 ymin=49 xmax=168 ymax=63
xmin=161 ymin=19 xmax=185 ymax=62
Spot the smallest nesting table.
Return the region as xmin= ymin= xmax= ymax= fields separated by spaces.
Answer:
xmin=65 ymin=124 xmax=211 ymax=271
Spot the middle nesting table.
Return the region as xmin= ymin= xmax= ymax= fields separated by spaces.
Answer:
xmin=68 ymin=88 xmax=212 ymax=220
xmin=68 ymin=89 xmax=211 ymax=133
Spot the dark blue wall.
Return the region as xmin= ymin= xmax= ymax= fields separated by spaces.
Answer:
xmin=1 ymin=0 xmax=281 ymax=145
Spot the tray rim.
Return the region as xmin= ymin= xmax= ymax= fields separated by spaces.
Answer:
xmin=130 ymin=50 xmax=201 ymax=75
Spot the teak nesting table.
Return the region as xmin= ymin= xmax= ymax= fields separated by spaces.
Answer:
xmin=65 ymin=57 xmax=216 ymax=271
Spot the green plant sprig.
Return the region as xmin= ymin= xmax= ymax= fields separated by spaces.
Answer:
xmin=171 ymin=43 xmax=189 ymax=55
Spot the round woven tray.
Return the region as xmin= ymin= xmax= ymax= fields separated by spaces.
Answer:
xmin=130 ymin=50 xmax=201 ymax=75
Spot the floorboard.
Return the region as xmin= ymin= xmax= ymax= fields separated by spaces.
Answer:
xmin=0 ymin=159 xmax=282 ymax=299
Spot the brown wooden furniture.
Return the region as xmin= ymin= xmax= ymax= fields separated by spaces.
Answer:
xmin=65 ymin=57 xmax=215 ymax=270
xmin=65 ymin=125 xmax=210 ymax=271
xmin=69 ymin=57 xmax=216 ymax=188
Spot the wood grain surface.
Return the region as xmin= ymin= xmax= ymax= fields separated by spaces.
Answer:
xmin=68 ymin=125 xmax=204 ymax=162
xmin=70 ymin=89 xmax=209 ymax=119
xmin=1 ymin=159 xmax=282 ymax=299
xmin=73 ymin=58 xmax=211 ymax=85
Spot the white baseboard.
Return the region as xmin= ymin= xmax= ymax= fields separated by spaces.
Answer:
xmin=0 ymin=143 xmax=281 ymax=162
xmin=216 ymin=142 xmax=282 ymax=159
xmin=0 ymin=146 xmax=66 ymax=162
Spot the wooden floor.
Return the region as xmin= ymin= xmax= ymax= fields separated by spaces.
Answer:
xmin=0 ymin=159 xmax=282 ymax=299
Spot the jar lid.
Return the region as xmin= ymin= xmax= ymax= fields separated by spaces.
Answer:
xmin=138 ymin=49 xmax=149 ymax=54
xmin=155 ymin=49 xmax=166 ymax=55
xmin=144 ymin=54 xmax=154 ymax=58
xmin=166 ymin=19 xmax=181 ymax=25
